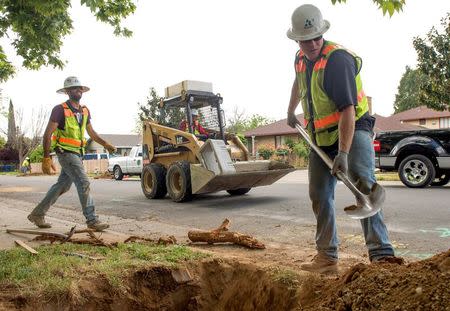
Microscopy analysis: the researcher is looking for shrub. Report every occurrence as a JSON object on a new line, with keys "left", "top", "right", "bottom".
{"left": 293, "top": 139, "right": 310, "bottom": 159}
{"left": 275, "top": 145, "right": 290, "bottom": 156}
{"left": 29, "top": 145, "right": 44, "bottom": 163}
{"left": 0, "top": 147, "right": 19, "bottom": 164}
{"left": 257, "top": 144, "right": 275, "bottom": 160}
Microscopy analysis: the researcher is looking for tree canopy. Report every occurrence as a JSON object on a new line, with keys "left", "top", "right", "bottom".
{"left": 393, "top": 66, "right": 427, "bottom": 113}
{"left": 413, "top": 13, "right": 450, "bottom": 111}
{"left": 0, "top": 0, "right": 136, "bottom": 82}
{"left": 332, "top": 0, "right": 405, "bottom": 16}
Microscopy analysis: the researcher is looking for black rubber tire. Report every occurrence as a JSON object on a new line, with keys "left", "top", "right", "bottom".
{"left": 226, "top": 188, "right": 251, "bottom": 196}
{"left": 113, "top": 165, "right": 124, "bottom": 181}
{"left": 431, "top": 171, "right": 450, "bottom": 187}
{"left": 141, "top": 164, "right": 167, "bottom": 199}
{"left": 398, "top": 154, "right": 435, "bottom": 188}
{"left": 166, "top": 161, "right": 192, "bottom": 202}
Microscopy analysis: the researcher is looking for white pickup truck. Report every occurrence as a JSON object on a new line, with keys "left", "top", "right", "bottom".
{"left": 108, "top": 145, "right": 143, "bottom": 180}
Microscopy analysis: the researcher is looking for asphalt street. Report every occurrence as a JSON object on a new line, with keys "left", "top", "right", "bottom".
{"left": 0, "top": 170, "right": 448, "bottom": 260}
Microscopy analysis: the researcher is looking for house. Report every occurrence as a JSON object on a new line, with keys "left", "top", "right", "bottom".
{"left": 244, "top": 112, "right": 424, "bottom": 156}
{"left": 85, "top": 134, "right": 141, "bottom": 156}
{"left": 388, "top": 106, "right": 450, "bottom": 129}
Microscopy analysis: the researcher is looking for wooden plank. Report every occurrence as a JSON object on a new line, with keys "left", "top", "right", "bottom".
{"left": 14, "top": 240, "right": 38, "bottom": 255}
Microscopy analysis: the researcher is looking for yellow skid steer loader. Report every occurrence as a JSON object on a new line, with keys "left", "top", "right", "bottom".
{"left": 141, "top": 86, "right": 294, "bottom": 202}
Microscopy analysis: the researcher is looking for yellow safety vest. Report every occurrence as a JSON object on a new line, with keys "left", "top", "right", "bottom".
{"left": 295, "top": 41, "right": 369, "bottom": 146}
{"left": 51, "top": 102, "right": 88, "bottom": 154}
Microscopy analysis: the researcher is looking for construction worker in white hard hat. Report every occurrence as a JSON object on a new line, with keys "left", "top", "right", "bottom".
{"left": 27, "top": 76, "right": 116, "bottom": 231}
{"left": 286, "top": 4, "right": 401, "bottom": 273}
{"left": 20, "top": 157, "right": 31, "bottom": 174}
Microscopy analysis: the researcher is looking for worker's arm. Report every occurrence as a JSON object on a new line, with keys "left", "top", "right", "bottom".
{"left": 42, "top": 121, "right": 59, "bottom": 158}
{"left": 86, "top": 123, "right": 116, "bottom": 153}
{"left": 338, "top": 105, "right": 355, "bottom": 153}
{"left": 197, "top": 123, "right": 208, "bottom": 136}
{"left": 287, "top": 78, "right": 301, "bottom": 128}
{"left": 331, "top": 105, "right": 355, "bottom": 176}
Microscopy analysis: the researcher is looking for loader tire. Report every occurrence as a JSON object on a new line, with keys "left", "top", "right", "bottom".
{"left": 227, "top": 188, "right": 251, "bottom": 196}
{"left": 141, "top": 164, "right": 167, "bottom": 199}
{"left": 166, "top": 161, "right": 192, "bottom": 202}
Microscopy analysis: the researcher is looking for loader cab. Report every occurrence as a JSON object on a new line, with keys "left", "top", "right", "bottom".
{"left": 161, "top": 91, "right": 226, "bottom": 142}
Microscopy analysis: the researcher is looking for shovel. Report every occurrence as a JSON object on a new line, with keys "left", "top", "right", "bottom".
{"left": 294, "top": 124, "right": 384, "bottom": 219}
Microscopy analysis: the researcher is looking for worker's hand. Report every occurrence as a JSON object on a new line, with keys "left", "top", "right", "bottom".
{"left": 331, "top": 150, "right": 348, "bottom": 177}
{"left": 42, "top": 157, "right": 52, "bottom": 175}
{"left": 104, "top": 142, "right": 116, "bottom": 154}
{"left": 287, "top": 111, "right": 300, "bottom": 128}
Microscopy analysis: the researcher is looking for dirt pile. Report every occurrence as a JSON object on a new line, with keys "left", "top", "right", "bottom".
{"left": 1, "top": 250, "right": 449, "bottom": 311}
{"left": 300, "top": 249, "right": 450, "bottom": 311}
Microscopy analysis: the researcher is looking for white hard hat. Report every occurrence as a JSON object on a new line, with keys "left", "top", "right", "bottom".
{"left": 286, "top": 4, "right": 330, "bottom": 41}
{"left": 57, "top": 76, "right": 90, "bottom": 94}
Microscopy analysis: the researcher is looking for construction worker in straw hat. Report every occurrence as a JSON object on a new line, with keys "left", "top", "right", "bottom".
{"left": 286, "top": 4, "right": 401, "bottom": 273}
{"left": 27, "top": 76, "right": 116, "bottom": 231}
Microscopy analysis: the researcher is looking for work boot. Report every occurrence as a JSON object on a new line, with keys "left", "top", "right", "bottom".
{"left": 371, "top": 256, "right": 404, "bottom": 265}
{"left": 301, "top": 253, "right": 338, "bottom": 274}
{"left": 87, "top": 220, "right": 109, "bottom": 232}
{"left": 27, "top": 214, "right": 52, "bottom": 228}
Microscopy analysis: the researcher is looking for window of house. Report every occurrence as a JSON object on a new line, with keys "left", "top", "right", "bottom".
{"left": 440, "top": 117, "right": 450, "bottom": 128}
{"left": 275, "top": 136, "right": 285, "bottom": 148}
{"left": 419, "top": 119, "right": 426, "bottom": 125}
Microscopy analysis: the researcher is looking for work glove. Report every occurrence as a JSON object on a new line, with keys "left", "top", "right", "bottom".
{"left": 42, "top": 157, "right": 52, "bottom": 175}
{"left": 331, "top": 150, "right": 348, "bottom": 177}
{"left": 104, "top": 142, "right": 116, "bottom": 154}
{"left": 287, "top": 111, "right": 300, "bottom": 128}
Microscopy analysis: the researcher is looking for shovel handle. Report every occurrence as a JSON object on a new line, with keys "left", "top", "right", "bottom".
{"left": 294, "top": 124, "right": 365, "bottom": 201}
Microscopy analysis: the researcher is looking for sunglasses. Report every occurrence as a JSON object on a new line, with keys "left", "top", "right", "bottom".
{"left": 297, "top": 35, "right": 323, "bottom": 44}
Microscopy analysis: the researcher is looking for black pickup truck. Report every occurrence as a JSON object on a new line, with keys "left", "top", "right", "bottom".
{"left": 374, "top": 129, "right": 450, "bottom": 188}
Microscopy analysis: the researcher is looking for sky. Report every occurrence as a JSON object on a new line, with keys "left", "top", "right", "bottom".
{"left": 1, "top": 0, "right": 449, "bottom": 136}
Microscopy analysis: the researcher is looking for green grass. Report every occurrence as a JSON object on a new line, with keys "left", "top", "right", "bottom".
{"left": 269, "top": 267, "right": 300, "bottom": 289}
{"left": 0, "top": 171, "right": 18, "bottom": 176}
{"left": 0, "top": 243, "right": 207, "bottom": 297}
{"left": 375, "top": 172, "right": 400, "bottom": 181}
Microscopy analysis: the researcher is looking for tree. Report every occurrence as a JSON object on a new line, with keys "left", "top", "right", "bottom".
{"left": 136, "top": 87, "right": 184, "bottom": 134}
{"left": 1, "top": 103, "right": 47, "bottom": 165}
{"left": 0, "top": 0, "right": 136, "bottom": 82}
{"left": 246, "top": 114, "right": 272, "bottom": 130}
{"left": 0, "top": 135, "right": 5, "bottom": 149}
{"left": 332, "top": 0, "right": 405, "bottom": 16}
{"left": 393, "top": 66, "right": 428, "bottom": 113}
{"left": 226, "top": 107, "right": 247, "bottom": 134}
{"left": 6, "top": 100, "right": 16, "bottom": 146}
{"left": 413, "top": 13, "right": 450, "bottom": 111}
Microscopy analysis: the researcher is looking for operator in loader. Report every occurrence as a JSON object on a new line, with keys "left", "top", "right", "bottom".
{"left": 27, "top": 76, "right": 116, "bottom": 232}
{"left": 179, "top": 109, "right": 209, "bottom": 141}
{"left": 286, "top": 4, "right": 402, "bottom": 273}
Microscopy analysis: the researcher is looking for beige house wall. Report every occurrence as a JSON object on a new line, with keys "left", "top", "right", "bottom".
{"left": 403, "top": 118, "right": 440, "bottom": 129}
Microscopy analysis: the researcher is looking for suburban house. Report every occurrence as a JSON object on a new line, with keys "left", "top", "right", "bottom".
{"left": 85, "top": 134, "right": 141, "bottom": 156}
{"left": 388, "top": 105, "right": 450, "bottom": 129}
{"left": 243, "top": 106, "right": 447, "bottom": 155}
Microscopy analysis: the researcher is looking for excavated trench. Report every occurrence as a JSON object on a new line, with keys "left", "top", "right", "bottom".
{"left": 2, "top": 250, "right": 450, "bottom": 311}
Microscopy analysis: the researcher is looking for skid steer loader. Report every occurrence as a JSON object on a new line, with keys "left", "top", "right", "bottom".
{"left": 140, "top": 86, "right": 295, "bottom": 202}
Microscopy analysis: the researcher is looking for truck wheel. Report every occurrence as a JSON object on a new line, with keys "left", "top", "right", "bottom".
{"left": 226, "top": 188, "right": 251, "bottom": 196}
{"left": 431, "top": 172, "right": 450, "bottom": 186}
{"left": 166, "top": 161, "right": 192, "bottom": 202}
{"left": 398, "top": 154, "right": 435, "bottom": 188}
{"left": 141, "top": 164, "right": 167, "bottom": 199}
{"left": 113, "top": 165, "right": 124, "bottom": 181}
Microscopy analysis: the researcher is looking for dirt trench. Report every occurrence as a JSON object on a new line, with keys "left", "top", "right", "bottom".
{"left": 1, "top": 250, "right": 449, "bottom": 311}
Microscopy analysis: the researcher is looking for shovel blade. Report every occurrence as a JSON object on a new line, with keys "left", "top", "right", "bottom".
{"left": 344, "top": 183, "right": 385, "bottom": 219}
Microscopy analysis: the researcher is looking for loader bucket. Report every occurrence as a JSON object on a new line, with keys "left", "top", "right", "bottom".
{"left": 190, "top": 161, "right": 295, "bottom": 194}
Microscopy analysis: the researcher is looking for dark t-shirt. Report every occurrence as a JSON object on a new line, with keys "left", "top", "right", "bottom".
{"left": 303, "top": 47, "right": 375, "bottom": 154}
{"left": 50, "top": 101, "right": 91, "bottom": 130}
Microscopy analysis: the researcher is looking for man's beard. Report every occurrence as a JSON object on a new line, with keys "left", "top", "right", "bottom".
{"left": 69, "top": 93, "right": 82, "bottom": 101}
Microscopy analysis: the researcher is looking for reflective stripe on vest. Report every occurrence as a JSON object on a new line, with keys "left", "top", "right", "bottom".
{"left": 51, "top": 102, "right": 88, "bottom": 154}
{"left": 295, "top": 41, "right": 369, "bottom": 146}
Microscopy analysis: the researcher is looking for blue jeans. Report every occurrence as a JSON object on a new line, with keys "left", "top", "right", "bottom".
{"left": 31, "top": 152, "right": 98, "bottom": 224}
{"left": 308, "top": 130, "right": 394, "bottom": 261}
